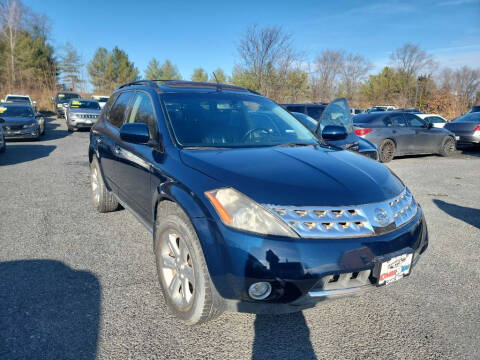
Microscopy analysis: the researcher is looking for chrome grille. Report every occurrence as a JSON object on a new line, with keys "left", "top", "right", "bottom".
{"left": 76, "top": 114, "right": 98, "bottom": 119}
{"left": 264, "top": 187, "right": 417, "bottom": 238}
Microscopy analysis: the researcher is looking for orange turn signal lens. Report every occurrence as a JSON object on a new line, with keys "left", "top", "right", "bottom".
{"left": 205, "top": 191, "right": 232, "bottom": 224}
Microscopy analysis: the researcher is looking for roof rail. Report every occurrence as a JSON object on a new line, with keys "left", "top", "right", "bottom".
{"left": 117, "top": 79, "right": 173, "bottom": 89}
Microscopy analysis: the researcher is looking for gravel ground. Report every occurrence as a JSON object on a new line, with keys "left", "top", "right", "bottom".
{"left": 0, "top": 117, "right": 479, "bottom": 360}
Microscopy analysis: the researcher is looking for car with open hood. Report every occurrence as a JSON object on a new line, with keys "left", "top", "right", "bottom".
{"left": 89, "top": 80, "right": 428, "bottom": 324}
{"left": 0, "top": 103, "right": 43, "bottom": 140}
{"left": 291, "top": 99, "right": 378, "bottom": 161}
{"left": 66, "top": 99, "right": 102, "bottom": 131}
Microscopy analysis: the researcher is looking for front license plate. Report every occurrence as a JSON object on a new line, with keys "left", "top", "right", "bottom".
{"left": 378, "top": 253, "right": 413, "bottom": 285}
{"left": 455, "top": 136, "right": 460, "bottom": 140}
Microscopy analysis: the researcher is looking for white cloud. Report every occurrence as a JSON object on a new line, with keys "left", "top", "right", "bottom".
{"left": 438, "top": 0, "right": 478, "bottom": 6}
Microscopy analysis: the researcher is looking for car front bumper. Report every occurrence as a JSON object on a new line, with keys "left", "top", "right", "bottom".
{"left": 68, "top": 117, "right": 97, "bottom": 128}
{"left": 4, "top": 127, "right": 40, "bottom": 139}
{"left": 193, "top": 207, "right": 428, "bottom": 314}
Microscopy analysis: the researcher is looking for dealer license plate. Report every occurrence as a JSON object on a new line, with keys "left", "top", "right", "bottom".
{"left": 455, "top": 136, "right": 460, "bottom": 140}
{"left": 378, "top": 253, "right": 413, "bottom": 285}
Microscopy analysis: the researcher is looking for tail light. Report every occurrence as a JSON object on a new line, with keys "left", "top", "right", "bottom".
{"left": 473, "top": 125, "right": 480, "bottom": 132}
{"left": 355, "top": 128, "right": 373, "bottom": 136}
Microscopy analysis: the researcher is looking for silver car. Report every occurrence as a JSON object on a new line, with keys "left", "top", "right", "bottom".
{"left": 66, "top": 99, "right": 102, "bottom": 132}
{"left": 353, "top": 111, "right": 456, "bottom": 162}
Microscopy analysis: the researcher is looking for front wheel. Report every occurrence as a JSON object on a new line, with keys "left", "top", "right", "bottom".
{"left": 379, "top": 139, "right": 395, "bottom": 163}
{"left": 439, "top": 137, "right": 456, "bottom": 157}
{"left": 154, "top": 201, "right": 223, "bottom": 325}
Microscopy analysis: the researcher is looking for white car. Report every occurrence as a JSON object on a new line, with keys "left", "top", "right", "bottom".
{"left": 92, "top": 95, "right": 109, "bottom": 109}
{"left": 2, "top": 94, "right": 36, "bottom": 110}
{"left": 367, "top": 105, "right": 397, "bottom": 112}
{"left": 416, "top": 113, "right": 447, "bottom": 128}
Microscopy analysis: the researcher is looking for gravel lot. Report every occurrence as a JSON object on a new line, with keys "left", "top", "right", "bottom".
{"left": 1, "top": 117, "right": 479, "bottom": 360}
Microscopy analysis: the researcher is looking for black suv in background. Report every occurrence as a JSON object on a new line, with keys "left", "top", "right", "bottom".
{"left": 53, "top": 92, "right": 80, "bottom": 118}
{"left": 281, "top": 103, "right": 327, "bottom": 121}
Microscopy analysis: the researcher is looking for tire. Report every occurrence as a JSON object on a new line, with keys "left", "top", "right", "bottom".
{"left": 154, "top": 201, "right": 223, "bottom": 325}
{"left": 439, "top": 136, "right": 455, "bottom": 157}
{"left": 67, "top": 125, "right": 73, "bottom": 132}
{"left": 0, "top": 137, "right": 5, "bottom": 153}
{"left": 379, "top": 139, "right": 395, "bottom": 163}
{"left": 90, "top": 157, "right": 119, "bottom": 213}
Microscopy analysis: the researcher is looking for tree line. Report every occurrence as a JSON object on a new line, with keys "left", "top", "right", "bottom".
{"left": 1, "top": 0, "right": 479, "bottom": 118}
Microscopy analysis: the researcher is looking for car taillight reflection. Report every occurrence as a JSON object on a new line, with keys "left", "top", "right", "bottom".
{"left": 354, "top": 128, "right": 373, "bottom": 136}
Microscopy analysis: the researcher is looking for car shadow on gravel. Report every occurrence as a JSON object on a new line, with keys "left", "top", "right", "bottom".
{"left": 433, "top": 199, "right": 480, "bottom": 229}
{"left": 0, "top": 260, "right": 100, "bottom": 360}
{"left": 252, "top": 312, "right": 316, "bottom": 360}
{"left": 0, "top": 144, "right": 56, "bottom": 165}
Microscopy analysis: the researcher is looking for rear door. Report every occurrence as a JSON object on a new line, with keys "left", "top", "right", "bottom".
{"left": 98, "top": 91, "right": 134, "bottom": 193}
{"left": 115, "top": 91, "right": 159, "bottom": 222}
{"left": 388, "top": 113, "right": 413, "bottom": 154}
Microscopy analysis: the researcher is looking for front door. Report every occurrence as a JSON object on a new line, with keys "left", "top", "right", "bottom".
{"left": 115, "top": 91, "right": 158, "bottom": 222}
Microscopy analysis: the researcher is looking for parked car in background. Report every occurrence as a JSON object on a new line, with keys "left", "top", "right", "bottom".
{"left": 353, "top": 111, "right": 456, "bottom": 162}
{"left": 281, "top": 103, "right": 328, "bottom": 121}
{"left": 350, "top": 108, "right": 364, "bottom": 115}
{"left": 468, "top": 105, "right": 480, "bottom": 113}
{"left": 89, "top": 80, "right": 428, "bottom": 324}
{"left": 292, "top": 105, "right": 379, "bottom": 161}
{"left": 444, "top": 112, "right": 480, "bottom": 147}
{"left": 0, "top": 118, "right": 6, "bottom": 152}
{"left": 54, "top": 92, "right": 80, "bottom": 118}
{"left": 65, "top": 99, "right": 101, "bottom": 131}
{"left": 92, "top": 95, "right": 110, "bottom": 109}
{"left": 0, "top": 103, "right": 43, "bottom": 140}
{"left": 416, "top": 114, "right": 447, "bottom": 128}
{"left": 366, "top": 105, "right": 397, "bottom": 112}
{"left": 2, "top": 94, "right": 36, "bottom": 110}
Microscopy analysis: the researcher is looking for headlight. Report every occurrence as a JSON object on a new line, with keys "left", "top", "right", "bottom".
{"left": 23, "top": 122, "right": 36, "bottom": 129}
{"left": 205, "top": 188, "right": 298, "bottom": 237}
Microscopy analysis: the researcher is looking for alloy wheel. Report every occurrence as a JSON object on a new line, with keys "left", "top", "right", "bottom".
{"left": 161, "top": 232, "right": 195, "bottom": 310}
{"left": 91, "top": 167, "right": 100, "bottom": 204}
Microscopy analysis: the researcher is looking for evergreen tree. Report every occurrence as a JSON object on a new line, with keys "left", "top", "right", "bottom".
{"left": 87, "top": 47, "right": 108, "bottom": 92}
{"left": 159, "top": 60, "right": 181, "bottom": 80}
{"left": 191, "top": 67, "right": 208, "bottom": 82}
{"left": 144, "top": 58, "right": 163, "bottom": 79}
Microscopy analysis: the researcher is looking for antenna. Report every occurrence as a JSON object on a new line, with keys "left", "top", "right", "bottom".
{"left": 212, "top": 72, "right": 222, "bottom": 91}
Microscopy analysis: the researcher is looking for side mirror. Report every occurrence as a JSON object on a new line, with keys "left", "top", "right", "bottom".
{"left": 120, "top": 123, "right": 150, "bottom": 145}
{"left": 322, "top": 125, "right": 348, "bottom": 141}
{"left": 427, "top": 122, "right": 433, "bottom": 129}
{"left": 0, "top": 118, "right": 5, "bottom": 124}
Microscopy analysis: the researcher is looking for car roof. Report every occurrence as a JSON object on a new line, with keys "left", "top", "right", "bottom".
{"left": 416, "top": 113, "right": 443, "bottom": 119}
{"left": 0, "top": 102, "right": 32, "bottom": 107}
{"left": 115, "top": 80, "right": 259, "bottom": 96}
{"left": 6, "top": 94, "right": 30, "bottom": 97}
{"left": 281, "top": 103, "right": 328, "bottom": 107}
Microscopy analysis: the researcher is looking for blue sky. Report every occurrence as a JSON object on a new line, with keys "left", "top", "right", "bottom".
{"left": 25, "top": 0, "right": 480, "bottom": 79}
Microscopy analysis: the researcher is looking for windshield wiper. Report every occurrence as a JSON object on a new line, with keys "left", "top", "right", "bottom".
{"left": 274, "top": 142, "right": 316, "bottom": 147}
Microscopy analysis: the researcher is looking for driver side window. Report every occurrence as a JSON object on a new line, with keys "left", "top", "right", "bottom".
{"left": 405, "top": 114, "right": 425, "bottom": 128}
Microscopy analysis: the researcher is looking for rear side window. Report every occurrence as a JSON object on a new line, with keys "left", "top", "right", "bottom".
{"left": 108, "top": 92, "right": 133, "bottom": 128}
{"left": 390, "top": 114, "right": 406, "bottom": 127}
{"left": 126, "top": 92, "right": 157, "bottom": 139}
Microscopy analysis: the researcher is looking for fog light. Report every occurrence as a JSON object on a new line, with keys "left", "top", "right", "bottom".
{"left": 248, "top": 282, "right": 272, "bottom": 300}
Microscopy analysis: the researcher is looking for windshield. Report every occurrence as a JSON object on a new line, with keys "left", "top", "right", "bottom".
{"left": 57, "top": 93, "right": 80, "bottom": 102}
{"left": 70, "top": 100, "right": 100, "bottom": 110}
{"left": 6, "top": 96, "right": 30, "bottom": 103}
{"left": 0, "top": 105, "right": 34, "bottom": 117}
{"left": 318, "top": 98, "right": 353, "bottom": 133}
{"left": 163, "top": 93, "right": 318, "bottom": 148}
{"left": 452, "top": 113, "right": 480, "bottom": 123}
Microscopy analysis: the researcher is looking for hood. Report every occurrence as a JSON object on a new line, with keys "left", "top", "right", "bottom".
{"left": 180, "top": 146, "right": 404, "bottom": 207}
{"left": 69, "top": 108, "right": 101, "bottom": 115}
{"left": 0, "top": 116, "right": 36, "bottom": 126}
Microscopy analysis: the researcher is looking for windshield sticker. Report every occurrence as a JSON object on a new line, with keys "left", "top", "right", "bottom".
{"left": 0, "top": 107, "right": 6, "bottom": 113}
{"left": 71, "top": 100, "right": 81, "bottom": 106}
{"left": 58, "top": 94, "right": 65, "bottom": 98}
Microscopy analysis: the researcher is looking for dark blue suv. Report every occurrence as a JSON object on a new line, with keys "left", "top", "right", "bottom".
{"left": 89, "top": 80, "right": 428, "bottom": 324}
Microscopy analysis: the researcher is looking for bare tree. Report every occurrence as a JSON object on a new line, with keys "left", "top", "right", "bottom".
{"left": 390, "top": 43, "right": 436, "bottom": 77}
{"left": 453, "top": 66, "right": 480, "bottom": 107}
{"left": 236, "top": 24, "right": 299, "bottom": 98}
{"left": 312, "top": 50, "right": 344, "bottom": 102}
{"left": 0, "top": 0, "right": 24, "bottom": 87}
{"left": 340, "top": 53, "right": 373, "bottom": 102}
